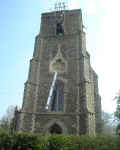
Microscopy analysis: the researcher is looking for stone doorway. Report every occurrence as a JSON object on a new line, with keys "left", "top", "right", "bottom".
{"left": 49, "top": 123, "right": 62, "bottom": 134}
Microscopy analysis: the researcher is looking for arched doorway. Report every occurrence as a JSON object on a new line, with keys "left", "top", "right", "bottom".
{"left": 49, "top": 123, "right": 62, "bottom": 134}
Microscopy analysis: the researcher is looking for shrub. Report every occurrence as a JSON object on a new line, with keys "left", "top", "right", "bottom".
{"left": 0, "top": 132, "right": 120, "bottom": 150}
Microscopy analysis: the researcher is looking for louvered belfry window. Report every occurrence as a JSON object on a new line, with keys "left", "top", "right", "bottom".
{"left": 56, "top": 23, "right": 64, "bottom": 35}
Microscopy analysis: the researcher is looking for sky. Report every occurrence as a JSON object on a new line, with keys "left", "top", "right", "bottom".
{"left": 0, "top": 0, "right": 120, "bottom": 118}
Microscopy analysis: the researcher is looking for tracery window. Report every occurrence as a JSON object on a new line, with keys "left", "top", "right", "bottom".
{"left": 51, "top": 81, "right": 64, "bottom": 112}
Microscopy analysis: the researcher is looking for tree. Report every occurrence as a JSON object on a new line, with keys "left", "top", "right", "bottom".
{"left": 102, "top": 111, "right": 116, "bottom": 136}
{"left": 102, "top": 111, "right": 112, "bottom": 124}
{"left": 114, "top": 90, "right": 120, "bottom": 136}
{"left": 0, "top": 106, "right": 15, "bottom": 132}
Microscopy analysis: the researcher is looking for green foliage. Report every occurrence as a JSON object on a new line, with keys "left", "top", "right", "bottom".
{"left": 115, "top": 91, "right": 120, "bottom": 121}
{"left": 116, "top": 123, "right": 120, "bottom": 136}
{"left": 114, "top": 90, "right": 120, "bottom": 121}
{"left": 0, "top": 106, "right": 15, "bottom": 133}
{"left": 0, "top": 132, "right": 120, "bottom": 150}
{"left": 0, "top": 118, "right": 11, "bottom": 131}
{"left": 114, "top": 90, "right": 120, "bottom": 135}
{"left": 0, "top": 131, "right": 48, "bottom": 150}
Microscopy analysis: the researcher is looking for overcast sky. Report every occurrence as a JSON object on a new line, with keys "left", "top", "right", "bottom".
{"left": 0, "top": 0, "right": 120, "bottom": 118}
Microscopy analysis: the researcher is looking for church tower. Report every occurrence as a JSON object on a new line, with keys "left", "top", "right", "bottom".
{"left": 14, "top": 5, "right": 102, "bottom": 135}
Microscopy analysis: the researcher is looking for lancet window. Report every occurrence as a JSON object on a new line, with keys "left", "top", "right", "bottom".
{"left": 51, "top": 81, "right": 64, "bottom": 112}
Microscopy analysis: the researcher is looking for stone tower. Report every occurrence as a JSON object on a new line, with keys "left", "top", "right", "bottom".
{"left": 14, "top": 8, "right": 102, "bottom": 135}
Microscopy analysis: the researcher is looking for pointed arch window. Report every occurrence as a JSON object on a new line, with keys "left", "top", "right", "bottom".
{"left": 51, "top": 81, "right": 64, "bottom": 112}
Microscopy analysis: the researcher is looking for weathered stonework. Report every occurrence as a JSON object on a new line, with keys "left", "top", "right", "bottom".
{"left": 14, "top": 9, "right": 102, "bottom": 135}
